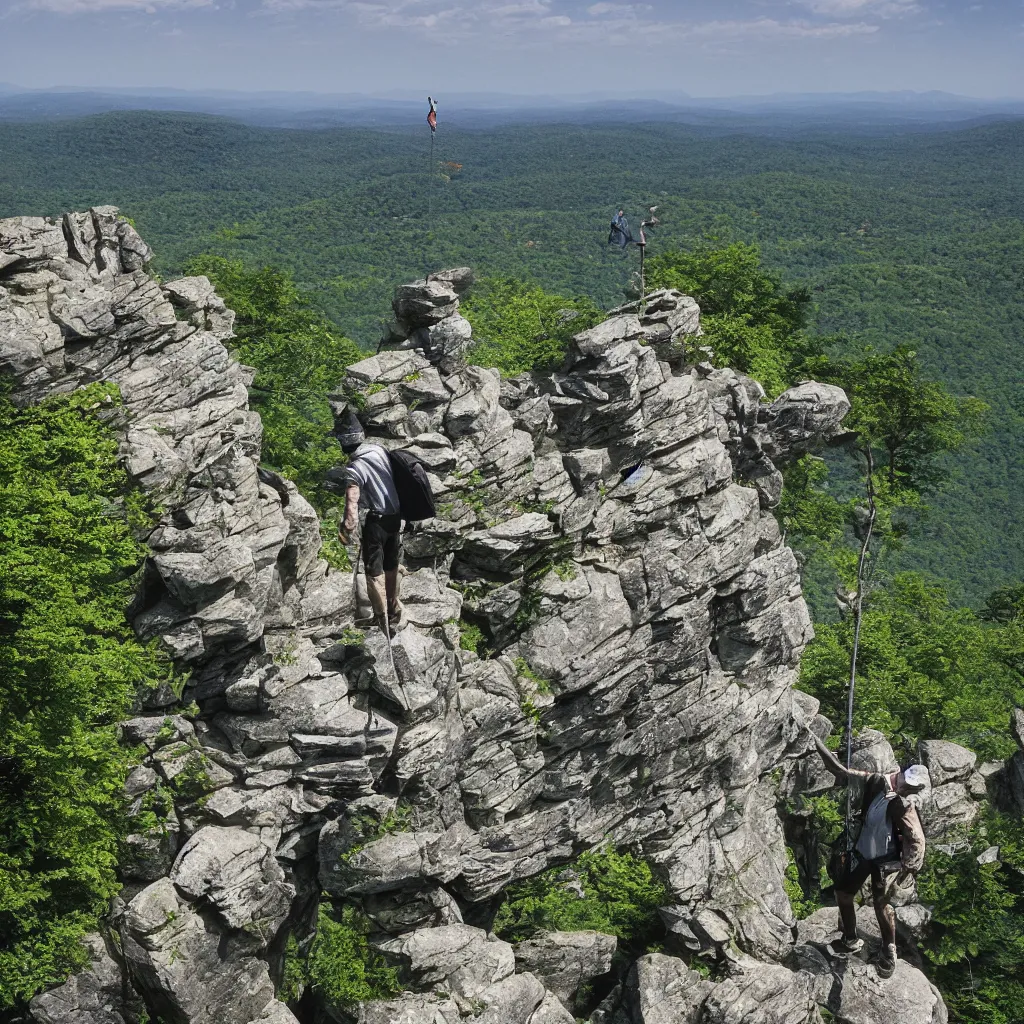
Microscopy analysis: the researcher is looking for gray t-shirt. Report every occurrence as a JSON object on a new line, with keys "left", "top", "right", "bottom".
{"left": 345, "top": 443, "right": 400, "bottom": 516}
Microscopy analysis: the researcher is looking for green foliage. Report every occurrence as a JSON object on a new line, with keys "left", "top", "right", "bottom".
{"left": 184, "top": 256, "right": 363, "bottom": 507}
{"left": 456, "top": 619, "right": 486, "bottom": 656}
{"left": 917, "top": 811, "right": 1024, "bottom": 1024}
{"left": 647, "top": 242, "right": 818, "bottom": 395}
{"left": 462, "top": 276, "right": 604, "bottom": 376}
{"left": 514, "top": 657, "right": 553, "bottom": 695}
{"left": 800, "top": 573, "right": 1024, "bottom": 760}
{"left": 493, "top": 845, "right": 667, "bottom": 949}
{"left": 783, "top": 848, "right": 821, "bottom": 921}
{"left": 807, "top": 345, "right": 989, "bottom": 498}
{"left": 520, "top": 697, "right": 542, "bottom": 724}
{"left": 278, "top": 933, "right": 306, "bottom": 1004}
{"left": 785, "top": 345, "right": 987, "bottom": 620}
{"left": 306, "top": 903, "right": 400, "bottom": 1008}
{"left": 0, "top": 382, "right": 179, "bottom": 1009}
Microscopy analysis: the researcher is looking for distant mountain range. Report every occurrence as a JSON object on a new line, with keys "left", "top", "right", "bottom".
{"left": 0, "top": 84, "right": 1022, "bottom": 133}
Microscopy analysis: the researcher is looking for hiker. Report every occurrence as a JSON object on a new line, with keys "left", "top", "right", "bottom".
{"left": 809, "top": 732, "right": 929, "bottom": 978}
{"left": 332, "top": 409, "right": 403, "bottom": 637}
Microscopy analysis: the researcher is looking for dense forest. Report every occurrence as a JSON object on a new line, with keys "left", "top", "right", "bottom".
{"left": 2, "top": 111, "right": 1022, "bottom": 602}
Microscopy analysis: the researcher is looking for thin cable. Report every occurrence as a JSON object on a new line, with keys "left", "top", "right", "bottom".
{"left": 845, "top": 445, "right": 877, "bottom": 830}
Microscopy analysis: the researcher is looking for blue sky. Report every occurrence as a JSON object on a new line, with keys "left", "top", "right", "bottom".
{"left": 1, "top": 0, "right": 1021, "bottom": 98}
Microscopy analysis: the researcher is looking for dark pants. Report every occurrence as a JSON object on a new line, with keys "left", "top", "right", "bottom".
{"left": 362, "top": 513, "right": 402, "bottom": 576}
{"left": 835, "top": 854, "right": 898, "bottom": 947}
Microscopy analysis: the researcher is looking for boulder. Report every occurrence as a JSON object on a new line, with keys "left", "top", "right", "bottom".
{"left": 375, "top": 924, "right": 515, "bottom": 1011}
{"left": 919, "top": 740, "right": 976, "bottom": 786}
{"left": 354, "top": 993, "right": 461, "bottom": 1023}
{"left": 170, "top": 826, "right": 295, "bottom": 940}
{"left": 513, "top": 930, "right": 617, "bottom": 1012}
{"left": 28, "top": 932, "right": 138, "bottom": 1024}
{"left": 599, "top": 953, "right": 712, "bottom": 1023}
{"left": 849, "top": 730, "right": 899, "bottom": 774}
{"left": 120, "top": 878, "right": 279, "bottom": 1024}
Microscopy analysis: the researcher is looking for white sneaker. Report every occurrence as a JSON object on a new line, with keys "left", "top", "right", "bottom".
{"left": 827, "top": 935, "right": 865, "bottom": 957}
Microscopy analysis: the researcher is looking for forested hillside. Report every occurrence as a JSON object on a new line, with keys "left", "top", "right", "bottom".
{"left": 2, "top": 112, "right": 1021, "bottom": 600}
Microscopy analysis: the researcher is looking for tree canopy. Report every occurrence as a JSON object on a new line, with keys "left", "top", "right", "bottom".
{"left": 0, "top": 383, "right": 178, "bottom": 1009}
{"left": 185, "top": 256, "right": 364, "bottom": 508}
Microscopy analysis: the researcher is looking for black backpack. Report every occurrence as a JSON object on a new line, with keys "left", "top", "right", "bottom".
{"left": 387, "top": 448, "right": 436, "bottom": 521}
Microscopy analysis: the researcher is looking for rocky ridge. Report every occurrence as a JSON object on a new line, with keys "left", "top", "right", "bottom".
{"left": 1, "top": 208, "right": 996, "bottom": 1024}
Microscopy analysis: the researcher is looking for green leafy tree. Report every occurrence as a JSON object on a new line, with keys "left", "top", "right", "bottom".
{"left": 789, "top": 347, "right": 986, "bottom": 687}
{"left": 305, "top": 904, "right": 400, "bottom": 1008}
{"left": 0, "top": 382, "right": 178, "bottom": 1009}
{"left": 185, "top": 256, "right": 364, "bottom": 507}
{"left": 917, "top": 811, "right": 1024, "bottom": 1024}
{"left": 806, "top": 346, "right": 989, "bottom": 498}
{"left": 801, "top": 573, "right": 1024, "bottom": 760}
{"left": 492, "top": 846, "right": 667, "bottom": 949}
{"left": 462, "top": 276, "right": 604, "bottom": 376}
{"left": 646, "top": 242, "right": 819, "bottom": 395}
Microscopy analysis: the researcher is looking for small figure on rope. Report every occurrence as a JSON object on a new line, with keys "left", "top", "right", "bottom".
{"left": 427, "top": 96, "right": 438, "bottom": 134}
{"left": 809, "top": 731, "right": 929, "bottom": 979}
{"left": 608, "top": 209, "right": 633, "bottom": 249}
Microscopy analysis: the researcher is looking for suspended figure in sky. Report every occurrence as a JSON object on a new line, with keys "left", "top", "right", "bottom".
{"left": 609, "top": 206, "right": 660, "bottom": 305}
{"left": 427, "top": 96, "right": 437, "bottom": 134}
{"left": 608, "top": 209, "right": 632, "bottom": 249}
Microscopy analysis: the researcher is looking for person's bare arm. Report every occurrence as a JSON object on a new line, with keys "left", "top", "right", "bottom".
{"left": 810, "top": 732, "right": 871, "bottom": 784}
{"left": 339, "top": 482, "right": 360, "bottom": 542}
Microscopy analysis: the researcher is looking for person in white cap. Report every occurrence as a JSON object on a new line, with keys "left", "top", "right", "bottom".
{"left": 811, "top": 733, "right": 929, "bottom": 978}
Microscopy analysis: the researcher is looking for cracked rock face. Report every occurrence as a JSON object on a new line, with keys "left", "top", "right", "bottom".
{"left": 3, "top": 210, "right": 943, "bottom": 1024}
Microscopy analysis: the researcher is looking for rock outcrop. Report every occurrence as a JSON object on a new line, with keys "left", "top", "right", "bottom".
{"left": 1, "top": 209, "right": 945, "bottom": 1024}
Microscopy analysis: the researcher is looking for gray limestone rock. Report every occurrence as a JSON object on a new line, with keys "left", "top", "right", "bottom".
{"left": 594, "top": 953, "right": 712, "bottom": 1023}
{"left": 849, "top": 730, "right": 899, "bottom": 774}
{"left": 513, "top": 930, "right": 617, "bottom": 1012}
{"left": 763, "top": 382, "right": 851, "bottom": 462}
{"left": 827, "top": 960, "right": 947, "bottom": 1024}
{"left": 919, "top": 740, "right": 977, "bottom": 786}
{"left": 375, "top": 924, "right": 515, "bottom": 1011}
{"left": 120, "top": 878, "right": 279, "bottom": 1024}
{"left": 354, "top": 993, "right": 462, "bottom": 1023}
{"left": 393, "top": 278, "right": 461, "bottom": 330}
{"left": 28, "top": 932, "right": 138, "bottom": 1024}
{"left": 701, "top": 956, "right": 826, "bottom": 1023}
{"left": 170, "top": 826, "right": 295, "bottom": 940}
{"left": 6, "top": 226, "right": 882, "bottom": 1023}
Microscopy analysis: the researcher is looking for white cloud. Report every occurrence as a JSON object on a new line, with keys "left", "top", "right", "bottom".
{"left": 793, "top": 0, "right": 921, "bottom": 17}
{"left": 587, "top": 1, "right": 650, "bottom": 16}
{"left": 18, "top": 0, "right": 211, "bottom": 10}
{"left": 691, "top": 16, "right": 880, "bottom": 39}
{"left": 254, "top": 0, "right": 886, "bottom": 48}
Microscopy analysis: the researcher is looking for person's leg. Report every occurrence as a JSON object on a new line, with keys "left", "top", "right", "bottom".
{"left": 362, "top": 518, "right": 392, "bottom": 636}
{"left": 836, "top": 889, "right": 860, "bottom": 941}
{"left": 871, "top": 868, "right": 897, "bottom": 978}
{"left": 827, "top": 858, "right": 869, "bottom": 955}
{"left": 382, "top": 516, "right": 403, "bottom": 622}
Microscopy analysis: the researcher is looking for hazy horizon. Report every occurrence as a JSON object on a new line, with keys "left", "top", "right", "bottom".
{"left": 1, "top": 83, "right": 1023, "bottom": 103}
{"left": 0, "top": 1, "right": 1021, "bottom": 100}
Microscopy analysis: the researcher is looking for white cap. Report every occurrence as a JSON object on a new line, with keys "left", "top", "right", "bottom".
{"left": 902, "top": 764, "right": 930, "bottom": 790}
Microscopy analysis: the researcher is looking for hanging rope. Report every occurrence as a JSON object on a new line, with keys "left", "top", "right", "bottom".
{"left": 844, "top": 444, "right": 877, "bottom": 827}
{"left": 425, "top": 96, "right": 438, "bottom": 278}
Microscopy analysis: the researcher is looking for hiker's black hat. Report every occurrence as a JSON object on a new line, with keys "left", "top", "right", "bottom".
{"left": 332, "top": 407, "right": 366, "bottom": 450}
